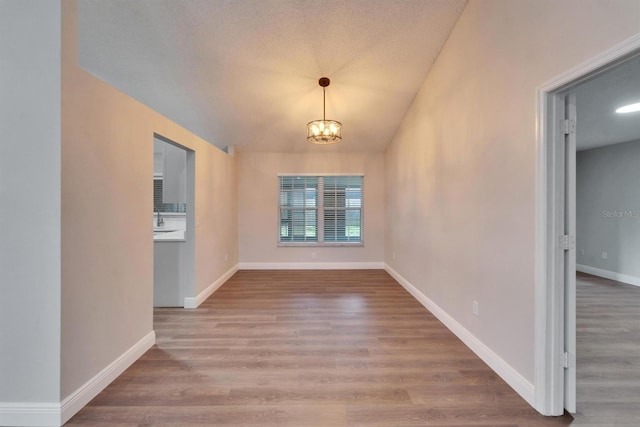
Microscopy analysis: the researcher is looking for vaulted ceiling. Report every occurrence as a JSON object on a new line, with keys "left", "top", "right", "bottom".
{"left": 77, "top": 0, "right": 467, "bottom": 152}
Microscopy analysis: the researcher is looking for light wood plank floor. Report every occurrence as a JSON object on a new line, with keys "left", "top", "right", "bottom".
{"left": 68, "top": 270, "right": 572, "bottom": 426}
{"left": 574, "top": 272, "right": 640, "bottom": 426}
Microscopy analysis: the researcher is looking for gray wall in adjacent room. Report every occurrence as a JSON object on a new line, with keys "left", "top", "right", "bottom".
{"left": 0, "top": 0, "right": 62, "bottom": 403}
{"left": 577, "top": 139, "right": 640, "bottom": 278}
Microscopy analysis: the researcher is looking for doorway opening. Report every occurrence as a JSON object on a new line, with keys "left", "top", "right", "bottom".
{"left": 152, "top": 134, "right": 196, "bottom": 308}
{"left": 535, "top": 34, "right": 640, "bottom": 418}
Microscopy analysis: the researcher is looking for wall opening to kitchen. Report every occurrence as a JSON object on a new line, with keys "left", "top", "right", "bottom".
{"left": 152, "top": 134, "right": 195, "bottom": 308}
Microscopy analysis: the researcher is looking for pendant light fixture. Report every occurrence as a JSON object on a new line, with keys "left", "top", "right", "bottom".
{"left": 307, "top": 77, "right": 342, "bottom": 144}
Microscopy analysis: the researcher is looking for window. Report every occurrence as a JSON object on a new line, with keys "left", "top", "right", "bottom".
{"left": 279, "top": 175, "right": 363, "bottom": 245}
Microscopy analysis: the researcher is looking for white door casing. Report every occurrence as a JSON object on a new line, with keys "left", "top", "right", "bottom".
{"left": 563, "top": 93, "right": 577, "bottom": 414}
{"left": 534, "top": 33, "right": 640, "bottom": 416}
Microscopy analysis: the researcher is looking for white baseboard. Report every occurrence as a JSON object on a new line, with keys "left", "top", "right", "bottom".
{"left": 0, "top": 402, "right": 60, "bottom": 427}
{"left": 238, "top": 262, "right": 384, "bottom": 270}
{"left": 384, "top": 264, "right": 536, "bottom": 407}
{"left": 60, "top": 331, "right": 156, "bottom": 424}
{"left": 576, "top": 264, "right": 640, "bottom": 288}
{"left": 0, "top": 331, "right": 155, "bottom": 427}
{"left": 184, "top": 264, "right": 239, "bottom": 309}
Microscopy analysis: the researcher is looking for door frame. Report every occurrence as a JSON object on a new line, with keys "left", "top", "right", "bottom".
{"left": 534, "top": 33, "right": 640, "bottom": 416}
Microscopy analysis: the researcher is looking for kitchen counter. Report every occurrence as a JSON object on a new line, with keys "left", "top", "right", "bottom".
{"left": 153, "top": 228, "right": 185, "bottom": 241}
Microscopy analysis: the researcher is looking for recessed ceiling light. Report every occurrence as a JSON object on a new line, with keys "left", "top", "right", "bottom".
{"left": 615, "top": 102, "right": 640, "bottom": 114}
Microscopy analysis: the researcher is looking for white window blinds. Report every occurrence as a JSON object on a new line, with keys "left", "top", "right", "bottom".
{"left": 279, "top": 176, "right": 319, "bottom": 243}
{"left": 322, "top": 176, "right": 362, "bottom": 243}
{"left": 278, "top": 175, "right": 363, "bottom": 244}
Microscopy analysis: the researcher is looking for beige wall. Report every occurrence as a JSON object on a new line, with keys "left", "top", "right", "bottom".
{"left": 61, "top": 0, "right": 238, "bottom": 398}
{"left": 385, "top": 0, "right": 640, "bottom": 384}
{"left": 238, "top": 151, "right": 384, "bottom": 265}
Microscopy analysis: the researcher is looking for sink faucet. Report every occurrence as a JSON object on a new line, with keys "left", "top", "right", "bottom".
{"left": 156, "top": 209, "right": 164, "bottom": 227}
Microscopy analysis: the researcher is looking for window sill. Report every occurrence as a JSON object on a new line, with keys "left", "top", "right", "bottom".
{"left": 278, "top": 242, "right": 364, "bottom": 247}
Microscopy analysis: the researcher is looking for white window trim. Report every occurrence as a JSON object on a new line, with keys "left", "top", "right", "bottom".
{"left": 277, "top": 174, "right": 365, "bottom": 247}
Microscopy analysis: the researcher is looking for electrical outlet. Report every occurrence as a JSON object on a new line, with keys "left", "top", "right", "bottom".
{"left": 392, "top": 252, "right": 396, "bottom": 260}
{"left": 602, "top": 251, "right": 608, "bottom": 260}
{"left": 312, "top": 252, "right": 317, "bottom": 259}
{"left": 580, "top": 248, "right": 585, "bottom": 256}
{"left": 473, "top": 301, "right": 479, "bottom": 316}
{"left": 225, "top": 252, "right": 228, "bottom": 261}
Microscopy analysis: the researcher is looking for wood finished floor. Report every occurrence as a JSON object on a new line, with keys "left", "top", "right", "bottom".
{"left": 68, "top": 270, "right": 572, "bottom": 426}
{"left": 574, "top": 272, "right": 640, "bottom": 426}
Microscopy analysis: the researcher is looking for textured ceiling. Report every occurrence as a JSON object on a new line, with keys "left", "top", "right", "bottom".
{"left": 575, "top": 54, "right": 640, "bottom": 151}
{"left": 77, "top": 0, "right": 467, "bottom": 152}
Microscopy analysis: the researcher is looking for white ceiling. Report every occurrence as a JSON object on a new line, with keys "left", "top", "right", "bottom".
{"left": 77, "top": 0, "right": 467, "bottom": 152}
{"left": 575, "top": 54, "right": 640, "bottom": 151}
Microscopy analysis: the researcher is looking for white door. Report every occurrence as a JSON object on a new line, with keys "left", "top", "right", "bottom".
{"left": 563, "top": 93, "right": 577, "bottom": 413}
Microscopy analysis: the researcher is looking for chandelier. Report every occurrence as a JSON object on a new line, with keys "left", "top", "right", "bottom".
{"left": 307, "top": 77, "right": 342, "bottom": 144}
